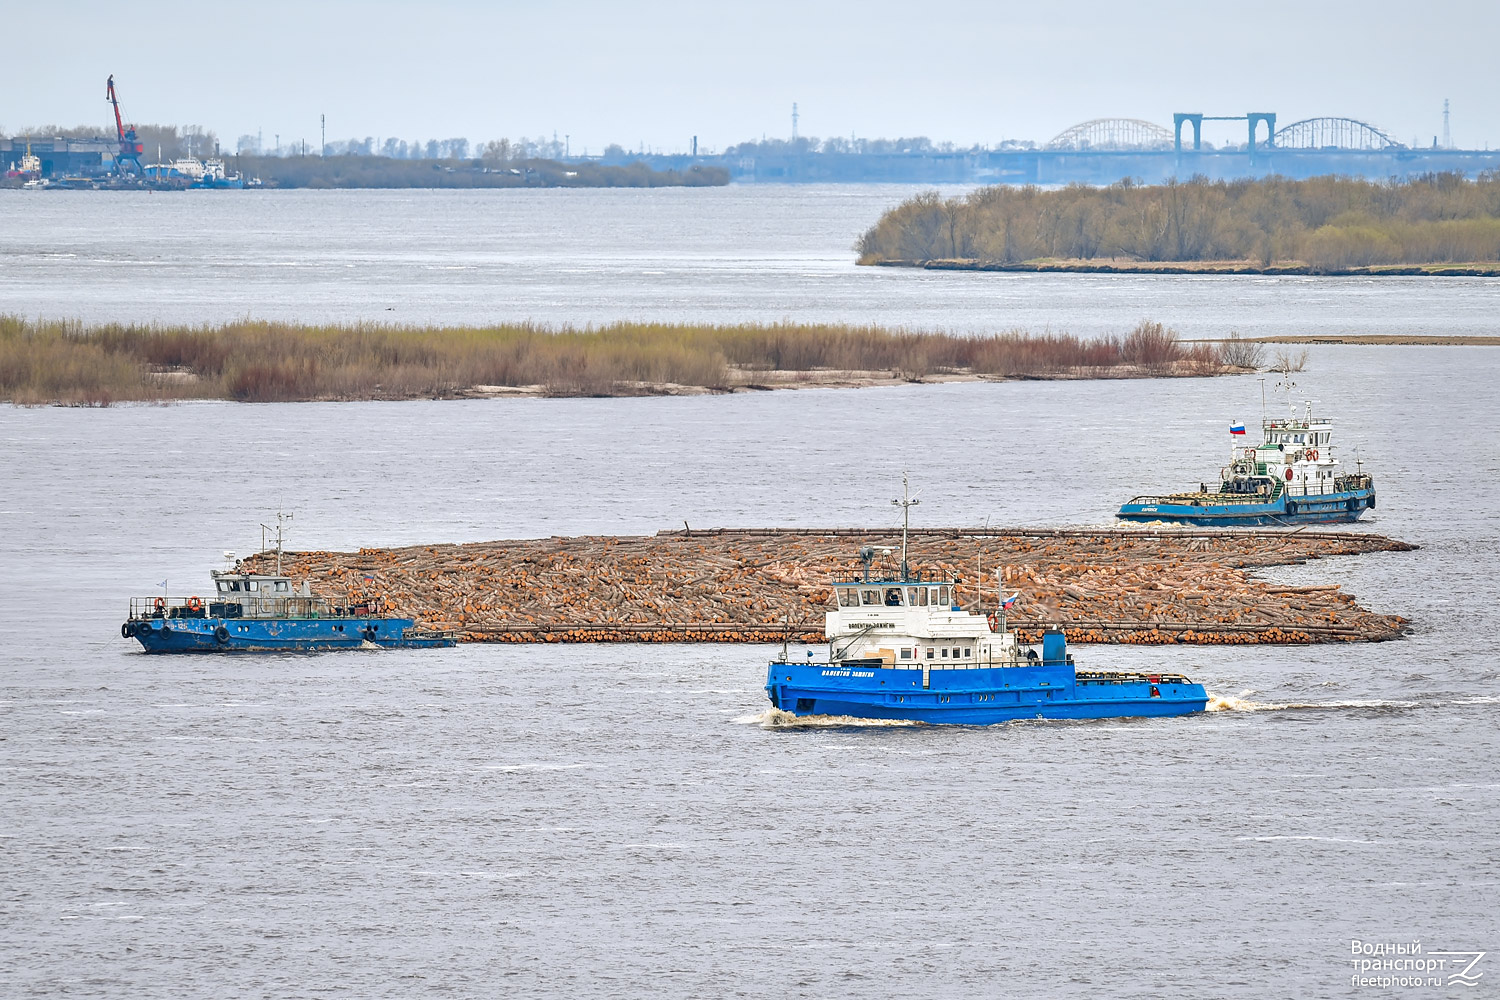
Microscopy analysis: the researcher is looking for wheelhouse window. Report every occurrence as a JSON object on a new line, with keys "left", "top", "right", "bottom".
{"left": 941, "top": 648, "right": 949, "bottom": 658}
{"left": 926, "top": 648, "right": 935, "bottom": 659}
{"left": 900, "top": 648, "right": 913, "bottom": 660}
{"left": 838, "top": 588, "right": 858, "bottom": 608}
{"left": 906, "top": 587, "right": 920, "bottom": 605}
{"left": 884, "top": 588, "right": 903, "bottom": 606}
{"left": 964, "top": 647, "right": 972, "bottom": 658}
{"left": 938, "top": 586, "right": 951, "bottom": 606}
{"left": 246, "top": 581, "right": 258, "bottom": 592}
{"left": 917, "top": 588, "right": 928, "bottom": 607}
{"left": 861, "top": 589, "right": 879, "bottom": 606}
{"left": 274, "top": 581, "right": 289, "bottom": 593}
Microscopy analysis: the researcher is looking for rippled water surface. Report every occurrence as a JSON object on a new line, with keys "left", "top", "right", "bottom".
{"left": 3, "top": 188, "right": 1499, "bottom": 997}
{"left": 4, "top": 185, "right": 1500, "bottom": 336}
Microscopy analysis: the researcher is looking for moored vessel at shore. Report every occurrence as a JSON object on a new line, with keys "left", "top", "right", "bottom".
{"left": 765, "top": 480, "right": 1208, "bottom": 724}
{"left": 1118, "top": 400, "right": 1375, "bottom": 527}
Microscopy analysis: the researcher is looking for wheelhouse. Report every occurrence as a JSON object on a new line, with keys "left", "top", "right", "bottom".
{"left": 832, "top": 581, "right": 958, "bottom": 610}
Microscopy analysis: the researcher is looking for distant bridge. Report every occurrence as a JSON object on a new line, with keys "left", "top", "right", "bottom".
{"left": 1044, "top": 119, "right": 1173, "bottom": 152}
{"left": 1044, "top": 114, "right": 1406, "bottom": 153}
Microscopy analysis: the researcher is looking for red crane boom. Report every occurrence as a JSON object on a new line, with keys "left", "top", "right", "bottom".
{"left": 105, "top": 74, "right": 144, "bottom": 174}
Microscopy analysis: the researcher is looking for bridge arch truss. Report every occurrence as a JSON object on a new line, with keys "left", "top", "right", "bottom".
{"left": 1045, "top": 118, "right": 1174, "bottom": 152}
{"left": 1273, "top": 117, "right": 1404, "bottom": 150}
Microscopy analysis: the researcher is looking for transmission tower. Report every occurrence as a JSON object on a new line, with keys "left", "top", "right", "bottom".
{"left": 791, "top": 102, "right": 799, "bottom": 140}
{"left": 1442, "top": 98, "right": 1451, "bottom": 149}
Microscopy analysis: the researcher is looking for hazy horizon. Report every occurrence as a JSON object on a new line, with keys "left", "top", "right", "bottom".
{"left": 7, "top": 0, "right": 1498, "bottom": 155}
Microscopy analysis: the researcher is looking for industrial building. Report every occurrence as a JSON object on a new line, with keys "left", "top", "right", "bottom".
{"left": 2, "top": 136, "right": 115, "bottom": 177}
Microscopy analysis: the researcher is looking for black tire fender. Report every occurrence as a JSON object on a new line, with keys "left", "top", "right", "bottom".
{"left": 214, "top": 626, "right": 230, "bottom": 643}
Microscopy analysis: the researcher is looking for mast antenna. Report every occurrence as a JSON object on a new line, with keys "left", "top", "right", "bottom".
{"left": 892, "top": 472, "right": 920, "bottom": 581}
{"left": 260, "top": 509, "right": 293, "bottom": 575}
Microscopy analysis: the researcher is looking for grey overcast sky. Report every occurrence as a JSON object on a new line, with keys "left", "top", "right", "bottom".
{"left": 6, "top": 0, "right": 1497, "bottom": 153}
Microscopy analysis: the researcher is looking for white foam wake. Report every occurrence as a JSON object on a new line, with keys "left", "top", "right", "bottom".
{"left": 734, "top": 708, "right": 922, "bottom": 729}
{"left": 1207, "top": 690, "right": 1422, "bottom": 712}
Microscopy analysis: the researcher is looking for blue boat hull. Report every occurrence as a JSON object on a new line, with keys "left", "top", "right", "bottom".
{"left": 1117, "top": 487, "right": 1374, "bottom": 527}
{"left": 765, "top": 661, "right": 1207, "bottom": 725}
{"left": 126, "top": 616, "right": 454, "bottom": 653}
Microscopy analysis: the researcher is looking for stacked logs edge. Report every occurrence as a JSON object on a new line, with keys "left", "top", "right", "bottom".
{"left": 246, "top": 527, "right": 1416, "bottom": 646}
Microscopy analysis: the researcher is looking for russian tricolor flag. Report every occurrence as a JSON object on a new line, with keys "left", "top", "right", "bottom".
{"left": 1002, "top": 592, "right": 1019, "bottom": 609}
{"left": 1230, "top": 422, "right": 1246, "bottom": 436}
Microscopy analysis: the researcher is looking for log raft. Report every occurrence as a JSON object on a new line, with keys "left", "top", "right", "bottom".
{"left": 247, "top": 527, "right": 1416, "bottom": 646}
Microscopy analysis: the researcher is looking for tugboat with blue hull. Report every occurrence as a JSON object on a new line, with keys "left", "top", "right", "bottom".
{"left": 765, "top": 479, "right": 1208, "bottom": 725}
{"left": 122, "top": 527, "right": 455, "bottom": 653}
{"left": 1118, "top": 400, "right": 1375, "bottom": 527}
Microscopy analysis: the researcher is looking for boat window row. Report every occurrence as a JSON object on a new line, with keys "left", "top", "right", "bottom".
{"left": 1270, "top": 431, "right": 1329, "bottom": 446}
{"left": 216, "top": 579, "right": 291, "bottom": 593}
{"left": 837, "top": 585, "right": 951, "bottom": 608}
{"left": 899, "top": 646, "right": 973, "bottom": 659}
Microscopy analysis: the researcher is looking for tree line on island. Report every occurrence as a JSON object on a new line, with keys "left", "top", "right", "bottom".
{"left": 1, "top": 316, "right": 1272, "bottom": 405}
{"left": 857, "top": 173, "right": 1500, "bottom": 270}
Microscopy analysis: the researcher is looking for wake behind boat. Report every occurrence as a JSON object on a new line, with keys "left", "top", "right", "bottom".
{"left": 765, "top": 478, "right": 1207, "bottom": 724}
{"left": 1118, "top": 399, "right": 1375, "bottom": 527}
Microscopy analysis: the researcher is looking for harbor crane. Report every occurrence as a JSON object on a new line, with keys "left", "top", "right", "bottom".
{"left": 106, "top": 74, "right": 144, "bottom": 175}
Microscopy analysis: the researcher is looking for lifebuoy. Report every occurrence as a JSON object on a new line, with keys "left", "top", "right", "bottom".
{"left": 1285, "top": 468, "right": 1294, "bottom": 481}
{"left": 1244, "top": 447, "right": 1257, "bottom": 459}
{"left": 1307, "top": 449, "right": 1318, "bottom": 461}
{"left": 986, "top": 612, "right": 999, "bottom": 632}
{"left": 186, "top": 596, "right": 202, "bottom": 612}
{"left": 153, "top": 596, "right": 165, "bottom": 611}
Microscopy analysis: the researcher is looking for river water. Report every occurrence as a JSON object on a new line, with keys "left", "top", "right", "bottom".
{"left": 4, "top": 186, "right": 1500, "bottom": 337}
{"left": 2, "top": 188, "right": 1498, "bottom": 998}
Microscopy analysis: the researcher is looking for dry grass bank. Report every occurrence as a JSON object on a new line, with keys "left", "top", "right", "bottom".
{"left": 0, "top": 317, "right": 1228, "bottom": 405}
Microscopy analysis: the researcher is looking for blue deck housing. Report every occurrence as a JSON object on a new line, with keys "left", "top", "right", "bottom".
{"left": 126, "top": 614, "right": 453, "bottom": 653}
{"left": 766, "top": 660, "right": 1207, "bottom": 724}
{"left": 1118, "top": 486, "right": 1374, "bottom": 527}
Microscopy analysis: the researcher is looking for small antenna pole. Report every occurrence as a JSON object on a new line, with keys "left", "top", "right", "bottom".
{"left": 892, "top": 472, "right": 920, "bottom": 581}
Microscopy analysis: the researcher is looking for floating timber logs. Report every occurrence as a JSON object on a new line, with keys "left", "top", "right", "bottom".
{"left": 246, "top": 527, "right": 1415, "bottom": 646}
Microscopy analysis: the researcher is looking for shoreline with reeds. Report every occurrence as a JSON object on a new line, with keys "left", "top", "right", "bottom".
{"left": 1, "top": 317, "right": 1238, "bottom": 406}
{"left": 875, "top": 258, "right": 1500, "bottom": 277}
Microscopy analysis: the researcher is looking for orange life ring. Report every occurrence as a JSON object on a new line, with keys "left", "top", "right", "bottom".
{"left": 986, "top": 612, "right": 999, "bottom": 631}
{"left": 153, "top": 596, "right": 165, "bottom": 610}
{"left": 1285, "top": 468, "right": 1294, "bottom": 481}
{"left": 186, "top": 596, "right": 202, "bottom": 611}
{"left": 1307, "top": 448, "right": 1318, "bottom": 461}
